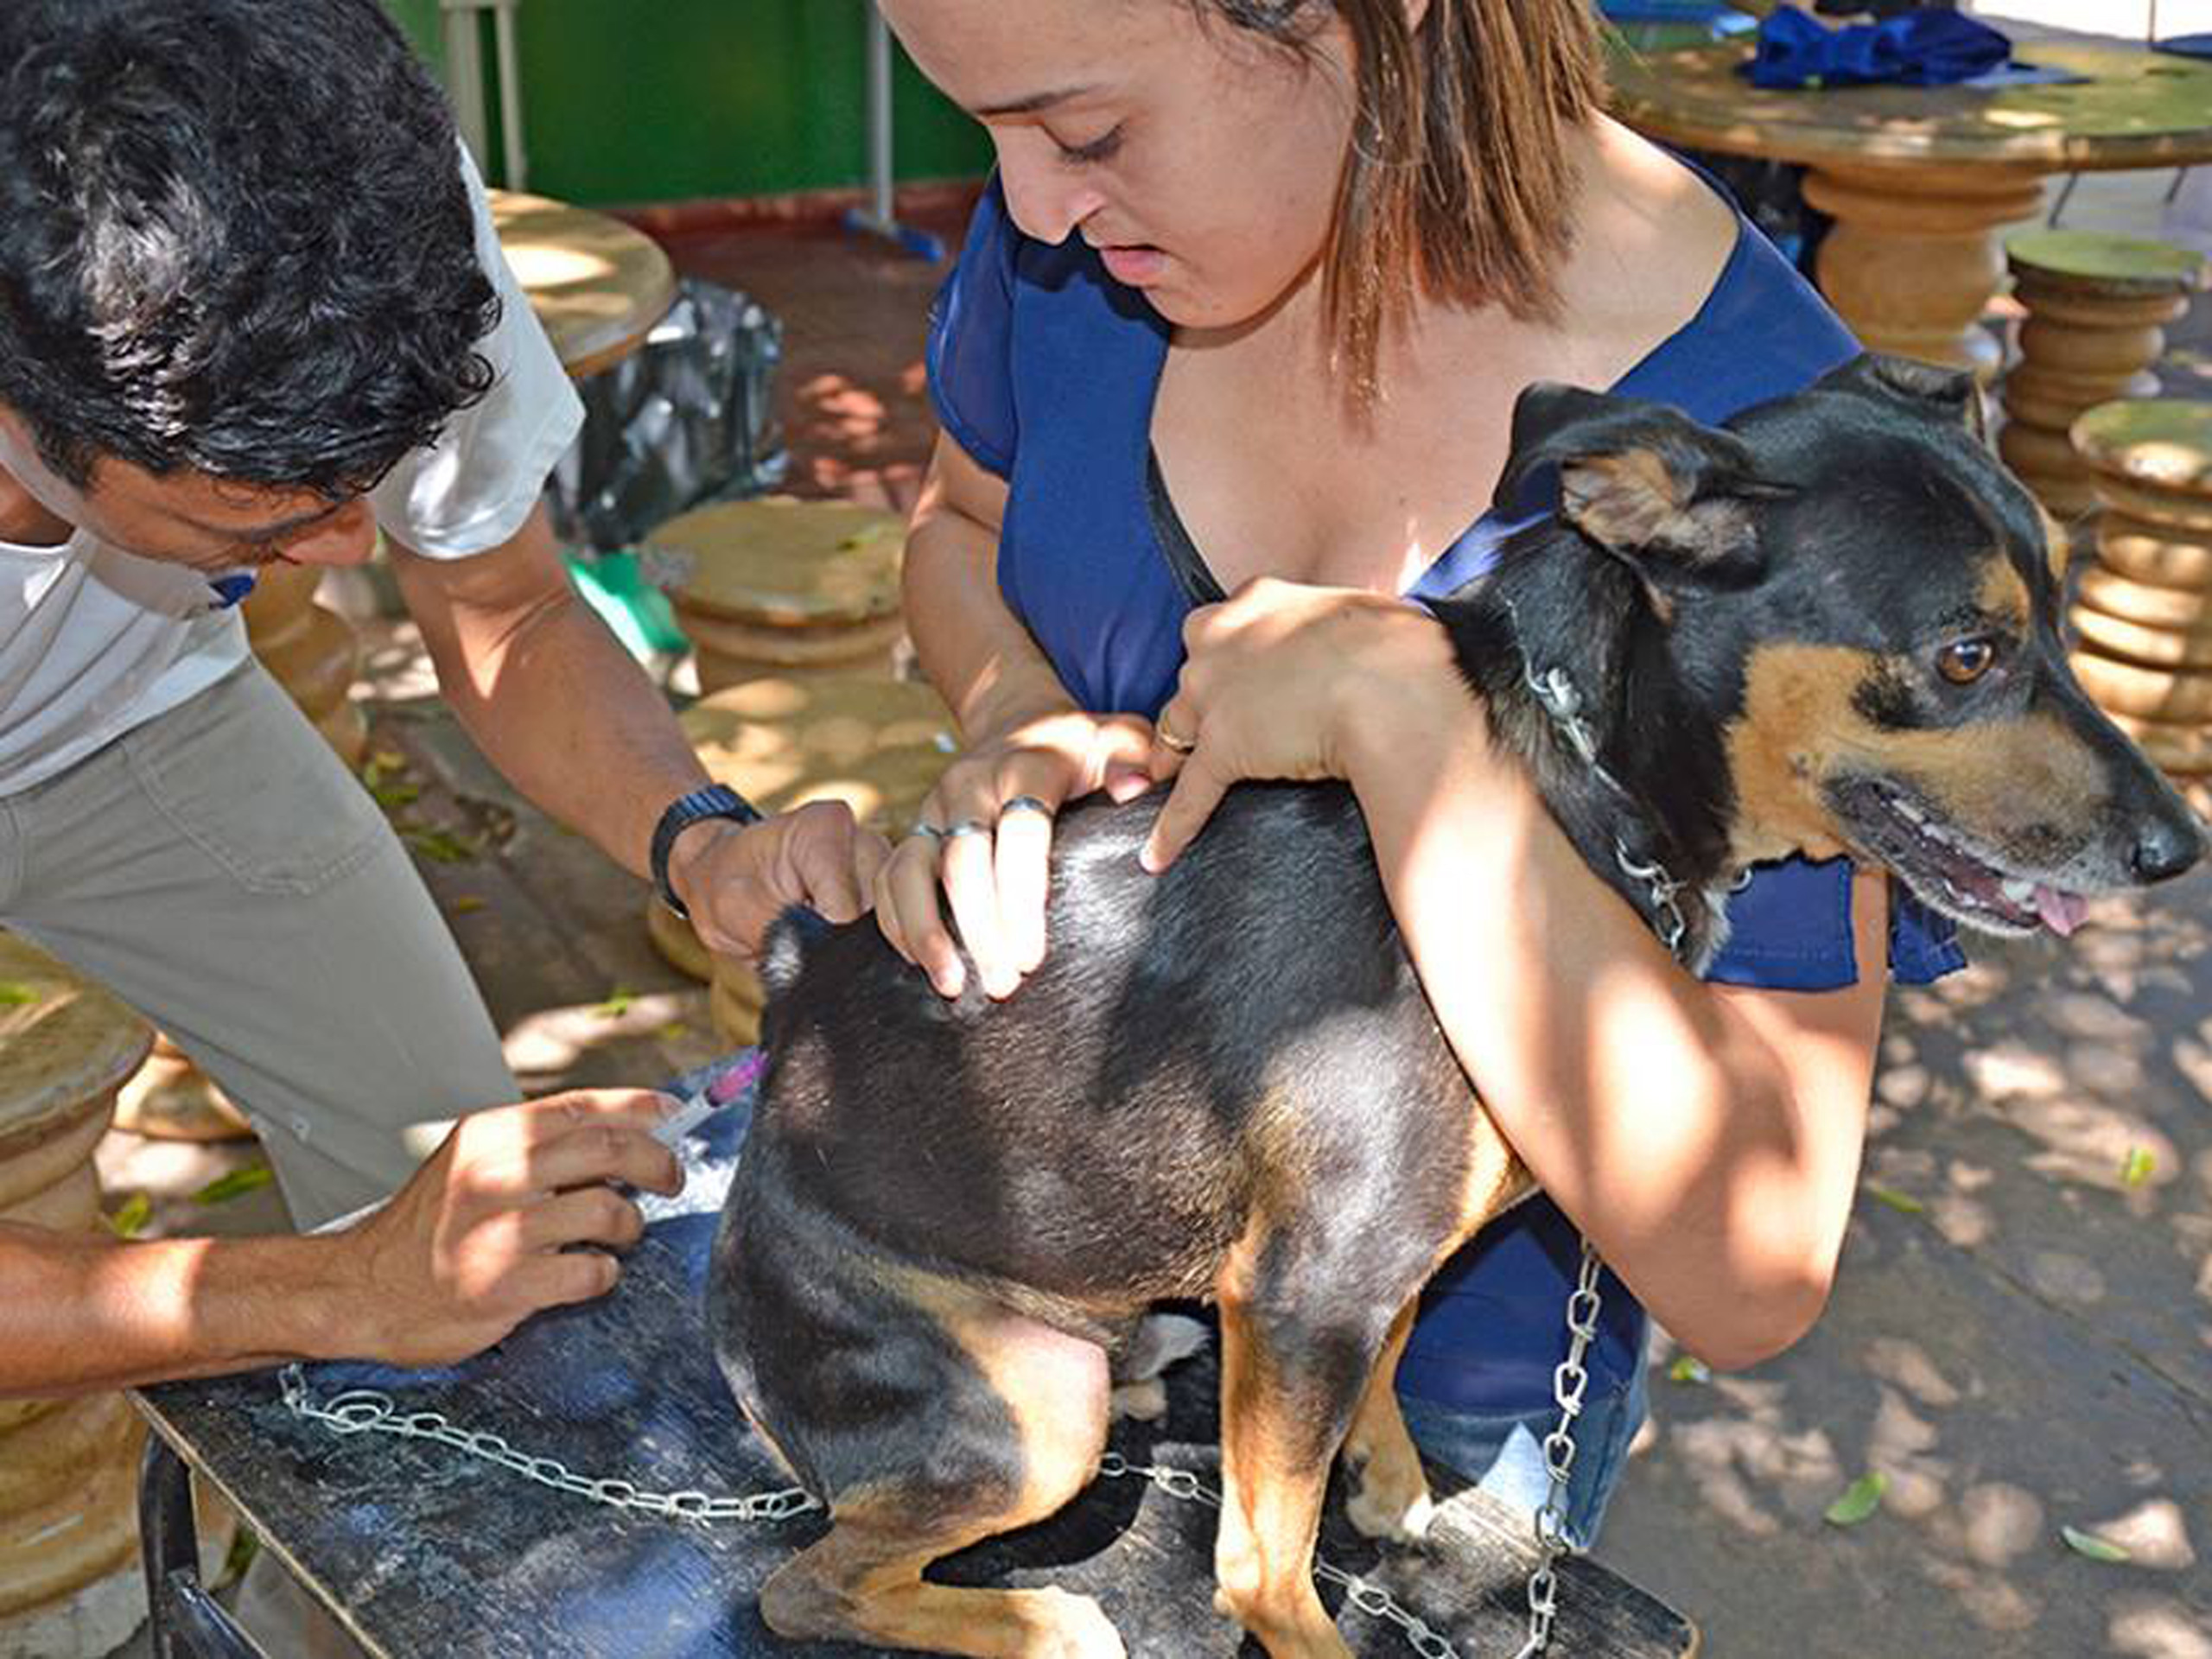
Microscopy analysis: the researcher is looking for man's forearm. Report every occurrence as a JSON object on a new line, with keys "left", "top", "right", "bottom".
{"left": 431, "top": 587, "right": 709, "bottom": 880}
{"left": 0, "top": 1223, "right": 350, "bottom": 1397}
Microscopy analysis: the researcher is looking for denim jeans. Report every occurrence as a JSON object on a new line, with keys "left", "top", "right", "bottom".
{"left": 1396, "top": 1352, "right": 1649, "bottom": 1552}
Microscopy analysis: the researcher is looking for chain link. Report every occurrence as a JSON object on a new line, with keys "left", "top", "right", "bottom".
{"left": 277, "top": 1364, "right": 821, "bottom": 1527}
{"left": 1612, "top": 840, "right": 1689, "bottom": 960}
{"left": 1097, "top": 1454, "right": 1459, "bottom": 1659}
{"left": 1517, "top": 635, "right": 1695, "bottom": 966}
{"left": 1511, "top": 1237, "right": 1604, "bottom": 1659}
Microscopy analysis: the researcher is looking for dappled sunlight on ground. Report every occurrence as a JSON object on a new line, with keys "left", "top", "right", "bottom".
{"left": 1619, "top": 860, "right": 2212, "bottom": 1649}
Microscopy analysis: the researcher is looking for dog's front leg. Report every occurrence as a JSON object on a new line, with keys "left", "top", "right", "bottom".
{"left": 1211, "top": 1284, "right": 1365, "bottom": 1657}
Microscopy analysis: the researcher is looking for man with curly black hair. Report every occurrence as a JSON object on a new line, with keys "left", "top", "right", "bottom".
{"left": 0, "top": 0, "right": 885, "bottom": 1389}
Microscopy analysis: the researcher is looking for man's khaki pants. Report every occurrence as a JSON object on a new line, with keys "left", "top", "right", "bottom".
{"left": 0, "top": 659, "right": 517, "bottom": 1228}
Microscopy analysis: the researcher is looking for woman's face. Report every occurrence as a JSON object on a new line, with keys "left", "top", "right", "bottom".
{"left": 880, "top": 0, "right": 1357, "bottom": 331}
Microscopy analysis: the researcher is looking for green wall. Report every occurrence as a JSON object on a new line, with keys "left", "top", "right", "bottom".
{"left": 383, "top": 0, "right": 444, "bottom": 78}
{"left": 385, "top": 2, "right": 990, "bottom": 207}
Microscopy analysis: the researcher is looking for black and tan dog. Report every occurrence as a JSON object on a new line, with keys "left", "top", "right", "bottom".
{"left": 708, "top": 354, "right": 2203, "bottom": 1658}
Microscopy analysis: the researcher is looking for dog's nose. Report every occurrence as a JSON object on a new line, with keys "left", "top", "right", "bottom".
{"left": 2132, "top": 810, "right": 2208, "bottom": 884}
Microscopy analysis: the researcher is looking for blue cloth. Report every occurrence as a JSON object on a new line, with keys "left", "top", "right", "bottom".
{"left": 204, "top": 571, "right": 259, "bottom": 610}
{"left": 1744, "top": 5, "right": 2011, "bottom": 90}
{"left": 926, "top": 173, "right": 1963, "bottom": 1414}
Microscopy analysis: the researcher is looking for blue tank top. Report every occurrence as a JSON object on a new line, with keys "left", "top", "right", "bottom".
{"left": 926, "top": 175, "right": 1962, "bottom": 1413}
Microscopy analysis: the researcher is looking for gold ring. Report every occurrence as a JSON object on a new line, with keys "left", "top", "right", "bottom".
{"left": 1157, "top": 725, "right": 1197, "bottom": 755}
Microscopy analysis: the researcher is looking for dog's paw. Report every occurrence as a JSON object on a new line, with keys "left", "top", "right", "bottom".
{"left": 1109, "top": 1377, "right": 1168, "bottom": 1421}
{"left": 1016, "top": 1587, "right": 1126, "bottom": 1658}
{"left": 1116, "top": 1313, "right": 1210, "bottom": 1383}
{"left": 1346, "top": 1477, "right": 1434, "bottom": 1544}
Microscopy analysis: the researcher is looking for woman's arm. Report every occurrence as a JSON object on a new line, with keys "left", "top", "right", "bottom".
{"left": 1345, "top": 672, "right": 1884, "bottom": 1369}
{"left": 878, "top": 435, "right": 1159, "bottom": 997}
{"left": 1147, "top": 582, "right": 1885, "bottom": 1370}
{"left": 904, "top": 433, "right": 1074, "bottom": 745}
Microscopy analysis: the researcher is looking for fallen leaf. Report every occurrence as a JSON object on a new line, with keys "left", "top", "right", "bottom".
{"left": 2120, "top": 1147, "right": 2155, "bottom": 1189}
{"left": 594, "top": 988, "right": 638, "bottom": 1020}
{"left": 1824, "top": 1471, "right": 1889, "bottom": 1527}
{"left": 105, "top": 1193, "right": 152, "bottom": 1238}
{"left": 403, "top": 827, "right": 481, "bottom": 864}
{"left": 445, "top": 896, "right": 486, "bottom": 916}
{"left": 1866, "top": 1184, "right": 1924, "bottom": 1214}
{"left": 1668, "top": 1356, "right": 1711, "bottom": 1384}
{"left": 2061, "top": 1525, "right": 2133, "bottom": 1564}
{"left": 194, "top": 1165, "right": 274, "bottom": 1205}
{"left": 0, "top": 982, "right": 41, "bottom": 1007}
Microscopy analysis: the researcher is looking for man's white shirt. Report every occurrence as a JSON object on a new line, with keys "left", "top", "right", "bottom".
{"left": 0, "top": 146, "right": 583, "bottom": 797}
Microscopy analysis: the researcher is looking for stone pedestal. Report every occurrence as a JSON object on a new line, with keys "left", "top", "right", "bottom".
{"left": 642, "top": 672, "right": 958, "bottom": 1029}
{"left": 1999, "top": 230, "right": 2203, "bottom": 519}
{"left": 243, "top": 563, "right": 366, "bottom": 766}
{"left": 647, "top": 497, "right": 906, "bottom": 694}
{"left": 0, "top": 934, "right": 154, "bottom": 1657}
{"left": 113, "top": 1033, "right": 255, "bottom": 1144}
{"left": 2069, "top": 400, "right": 2212, "bottom": 819}
{"left": 1802, "top": 160, "right": 2046, "bottom": 378}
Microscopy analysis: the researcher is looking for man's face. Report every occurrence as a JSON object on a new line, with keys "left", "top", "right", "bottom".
{"left": 0, "top": 403, "right": 378, "bottom": 570}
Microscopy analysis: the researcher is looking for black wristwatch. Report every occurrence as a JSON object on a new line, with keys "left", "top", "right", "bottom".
{"left": 651, "top": 784, "right": 764, "bottom": 919}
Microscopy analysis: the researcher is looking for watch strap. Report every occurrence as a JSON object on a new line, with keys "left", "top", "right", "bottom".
{"left": 651, "top": 785, "right": 764, "bottom": 919}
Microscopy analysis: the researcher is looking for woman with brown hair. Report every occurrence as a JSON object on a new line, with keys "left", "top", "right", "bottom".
{"left": 873, "top": 0, "right": 1961, "bottom": 1543}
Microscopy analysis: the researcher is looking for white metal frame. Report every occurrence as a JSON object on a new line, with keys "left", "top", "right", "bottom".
{"left": 441, "top": 0, "right": 528, "bottom": 191}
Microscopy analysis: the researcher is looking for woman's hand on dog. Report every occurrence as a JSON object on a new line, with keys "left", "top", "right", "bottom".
{"left": 338, "top": 1090, "right": 685, "bottom": 1368}
{"left": 876, "top": 708, "right": 1158, "bottom": 999}
{"left": 1144, "top": 579, "right": 1470, "bottom": 872}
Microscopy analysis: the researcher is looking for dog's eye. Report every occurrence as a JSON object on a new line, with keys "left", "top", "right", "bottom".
{"left": 1936, "top": 638, "right": 1997, "bottom": 685}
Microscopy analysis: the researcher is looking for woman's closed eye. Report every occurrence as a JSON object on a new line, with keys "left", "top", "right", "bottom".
{"left": 1051, "top": 123, "right": 1124, "bottom": 166}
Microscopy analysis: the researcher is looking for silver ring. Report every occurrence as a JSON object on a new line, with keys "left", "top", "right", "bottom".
{"left": 1157, "top": 725, "right": 1197, "bottom": 756}
{"left": 944, "top": 819, "right": 993, "bottom": 841}
{"left": 999, "top": 795, "right": 1055, "bottom": 821}
{"left": 910, "top": 823, "right": 948, "bottom": 842}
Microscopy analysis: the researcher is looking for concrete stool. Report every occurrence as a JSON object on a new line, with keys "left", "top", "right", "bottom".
{"left": 243, "top": 562, "right": 367, "bottom": 765}
{"left": 640, "top": 671, "right": 959, "bottom": 1042}
{"left": 1999, "top": 231, "right": 2204, "bottom": 520}
{"left": 2069, "top": 399, "right": 2212, "bottom": 817}
{"left": 113, "top": 1033, "right": 255, "bottom": 1144}
{"left": 0, "top": 933, "right": 156, "bottom": 1658}
{"left": 646, "top": 497, "right": 906, "bottom": 695}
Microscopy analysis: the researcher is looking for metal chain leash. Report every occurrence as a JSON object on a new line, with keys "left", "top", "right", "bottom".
{"left": 1611, "top": 842, "right": 1689, "bottom": 960}
{"left": 1100, "top": 1233, "right": 1599, "bottom": 1659}
{"left": 276, "top": 1363, "right": 821, "bottom": 1527}
{"left": 1096, "top": 1453, "right": 1460, "bottom": 1659}
{"left": 1514, "top": 1236, "right": 1605, "bottom": 1659}
{"left": 1519, "top": 639, "right": 1694, "bottom": 961}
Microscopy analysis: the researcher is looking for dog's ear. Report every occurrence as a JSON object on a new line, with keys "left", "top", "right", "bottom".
{"left": 1815, "top": 352, "right": 1988, "bottom": 445}
{"left": 1496, "top": 383, "right": 1773, "bottom": 582}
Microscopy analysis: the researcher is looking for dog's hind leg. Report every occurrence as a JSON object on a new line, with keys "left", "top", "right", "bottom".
{"left": 754, "top": 1293, "right": 1121, "bottom": 1659}
{"left": 1340, "top": 1298, "right": 1433, "bottom": 1543}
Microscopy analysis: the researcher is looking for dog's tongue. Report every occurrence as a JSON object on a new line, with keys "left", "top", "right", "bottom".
{"left": 2036, "top": 886, "right": 2089, "bottom": 937}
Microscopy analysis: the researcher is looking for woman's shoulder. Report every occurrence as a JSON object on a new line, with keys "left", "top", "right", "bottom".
{"left": 1588, "top": 125, "right": 1858, "bottom": 417}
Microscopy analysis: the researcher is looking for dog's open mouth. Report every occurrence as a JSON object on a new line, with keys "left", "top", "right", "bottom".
{"left": 1827, "top": 777, "right": 2091, "bottom": 938}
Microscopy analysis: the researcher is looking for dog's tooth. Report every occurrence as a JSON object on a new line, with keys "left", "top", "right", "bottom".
{"left": 1895, "top": 799, "right": 1925, "bottom": 823}
{"left": 2001, "top": 878, "right": 2037, "bottom": 905}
